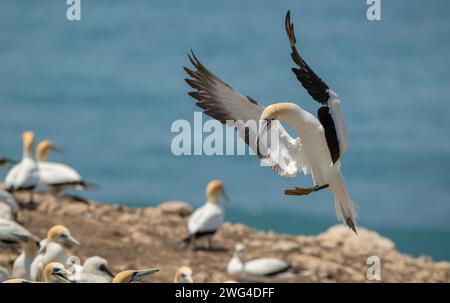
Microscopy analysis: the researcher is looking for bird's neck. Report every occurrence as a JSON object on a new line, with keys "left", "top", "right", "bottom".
{"left": 23, "top": 143, "right": 33, "bottom": 159}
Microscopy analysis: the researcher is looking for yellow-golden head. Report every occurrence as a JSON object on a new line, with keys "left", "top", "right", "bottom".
{"left": 206, "top": 180, "right": 228, "bottom": 203}
{"left": 44, "top": 262, "right": 72, "bottom": 283}
{"left": 174, "top": 266, "right": 194, "bottom": 283}
{"left": 21, "top": 131, "right": 35, "bottom": 157}
{"left": 112, "top": 268, "right": 160, "bottom": 283}
{"left": 46, "top": 225, "right": 80, "bottom": 247}
{"left": 36, "top": 140, "right": 63, "bottom": 161}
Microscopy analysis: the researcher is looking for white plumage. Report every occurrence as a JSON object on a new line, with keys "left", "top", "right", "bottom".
{"left": 12, "top": 237, "right": 40, "bottom": 280}
{"left": 184, "top": 11, "right": 357, "bottom": 233}
{"left": 70, "top": 256, "right": 114, "bottom": 283}
{"left": 0, "top": 218, "right": 39, "bottom": 248}
{"left": 0, "top": 190, "right": 19, "bottom": 220}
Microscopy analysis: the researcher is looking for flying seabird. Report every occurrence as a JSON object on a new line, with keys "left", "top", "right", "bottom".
{"left": 4, "top": 131, "right": 39, "bottom": 203}
{"left": 184, "top": 11, "right": 357, "bottom": 233}
{"left": 30, "top": 225, "right": 80, "bottom": 281}
{"left": 227, "top": 244, "right": 294, "bottom": 281}
{"left": 70, "top": 256, "right": 115, "bottom": 283}
{"left": 36, "top": 140, "right": 96, "bottom": 193}
{"left": 112, "top": 268, "right": 160, "bottom": 283}
{"left": 174, "top": 266, "right": 194, "bottom": 283}
{"left": 0, "top": 190, "right": 19, "bottom": 221}
{"left": 183, "top": 180, "right": 228, "bottom": 249}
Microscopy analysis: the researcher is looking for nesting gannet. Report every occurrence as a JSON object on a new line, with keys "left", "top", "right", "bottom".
{"left": 12, "top": 236, "right": 40, "bottom": 280}
{"left": 4, "top": 131, "right": 39, "bottom": 203}
{"left": 43, "top": 262, "right": 73, "bottom": 283}
{"left": 112, "top": 268, "right": 160, "bottom": 283}
{"left": 0, "top": 218, "right": 39, "bottom": 248}
{"left": 174, "top": 266, "right": 194, "bottom": 283}
{"left": 227, "top": 244, "right": 294, "bottom": 281}
{"left": 70, "top": 256, "right": 115, "bottom": 283}
{"left": 0, "top": 190, "right": 19, "bottom": 221}
{"left": 184, "top": 11, "right": 357, "bottom": 233}
{"left": 183, "top": 180, "right": 227, "bottom": 249}
{"left": 36, "top": 140, "right": 96, "bottom": 193}
{"left": 30, "top": 225, "right": 80, "bottom": 281}
{"left": 0, "top": 266, "right": 10, "bottom": 282}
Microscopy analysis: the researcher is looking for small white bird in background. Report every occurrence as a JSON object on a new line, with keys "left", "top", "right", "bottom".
{"left": 184, "top": 11, "right": 358, "bottom": 233}
{"left": 174, "top": 266, "right": 194, "bottom": 283}
{"left": 0, "top": 266, "right": 10, "bottom": 282}
{"left": 70, "top": 256, "right": 115, "bottom": 283}
{"left": 12, "top": 236, "right": 40, "bottom": 280}
{"left": 183, "top": 180, "right": 228, "bottom": 249}
{"left": 227, "top": 244, "right": 294, "bottom": 282}
{"left": 36, "top": 140, "right": 96, "bottom": 194}
{"left": 5, "top": 131, "right": 39, "bottom": 203}
{"left": 43, "top": 262, "right": 73, "bottom": 283}
{"left": 112, "top": 268, "right": 160, "bottom": 283}
{"left": 30, "top": 225, "right": 80, "bottom": 281}
{"left": 0, "top": 190, "right": 19, "bottom": 221}
{"left": 0, "top": 218, "right": 40, "bottom": 249}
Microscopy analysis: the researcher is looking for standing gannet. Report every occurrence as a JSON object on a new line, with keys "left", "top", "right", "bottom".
{"left": 12, "top": 236, "right": 40, "bottom": 280}
{"left": 227, "top": 244, "right": 294, "bottom": 281}
{"left": 0, "top": 266, "right": 10, "bottom": 282}
{"left": 36, "top": 140, "right": 96, "bottom": 193}
{"left": 30, "top": 225, "right": 80, "bottom": 281}
{"left": 43, "top": 262, "right": 73, "bottom": 283}
{"left": 0, "top": 190, "right": 19, "bottom": 221}
{"left": 4, "top": 131, "right": 39, "bottom": 203}
{"left": 0, "top": 218, "right": 40, "bottom": 248}
{"left": 112, "top": 268, "right": 160, "bottom": 283}
{"left": 174, "top": 266, "right": 194, "bottom": 283}
{"left": 184, "top": 11, "right": 357, "bottom": 233}
{"left": 183, "top": 180, "right": 228, "bottom": 249}
{"left": 70, "top": 256, "right": 115, "bottom": 283}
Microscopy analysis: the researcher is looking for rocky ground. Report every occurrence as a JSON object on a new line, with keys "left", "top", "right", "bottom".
{"left": 1, "top": 192, "right": 449, "bottom": 283}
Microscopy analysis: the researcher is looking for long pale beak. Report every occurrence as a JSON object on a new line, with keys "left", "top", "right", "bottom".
{"left": 222, "top": 190, "right": 229, "bottom": 202}
{"left": 131, "top": 268, "right": 160, "bottom": 282}
{"left": 99, "top": 264, "right": 115, "bottom": 278}
{"left": 65, "top": 235, "right": 80, "bottom": 246}
{"left": 53, "top": 268, "right": 73, "bottom": 283}
{"left": 185, "top": 275, "right": 194, "bottom": 283}
{"left": 51, "top": 145, "right": 63, "bottom": 153}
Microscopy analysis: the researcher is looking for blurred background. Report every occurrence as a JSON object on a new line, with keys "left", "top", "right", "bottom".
{"left": 1, "top": 0, "right": 449, "bottom": 260}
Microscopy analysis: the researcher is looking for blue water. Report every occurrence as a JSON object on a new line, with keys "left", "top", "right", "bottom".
{"left": 1, "top": 1, "right": 449, "bottom": 260}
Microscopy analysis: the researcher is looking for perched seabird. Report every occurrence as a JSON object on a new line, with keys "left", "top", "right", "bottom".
{"left": 4, "top": 131, "right": 39, "bottom": 203}
{"left": 43, "top": 262, "right": 73, "bottom": 283}
{"left": 0, "top": 266, "right": 10, "bottom": 282}
{"left": 30, "top": 225, "right": 80, "bottom": 281}
{"left": 0, "top": 190, "right": 19, "bottom": 221}
{"left": 112, "top": 268, "right": 160, "bottom": 283}
{"left": 227, "top": 244, "right": 294, "bottom": 281}
{"left": 183, "top": 180, "right": 227, "bottom": 249}
{"left": 0, "top": 218, "right": 40, "bottom": 248}
{"left": 70, "top": 256, "right": 115, "bottom": 283}
{"left": 174, "top": 266, "right": 194, "bottom": 283}
{"left": 184, "top": 11, "right": 357, "bottom": 233}
{"left": 36, "top": 140, "right": 96, "bottom": 193}
{"left": 12, "top": 236, "right": 40, "bottom": 280}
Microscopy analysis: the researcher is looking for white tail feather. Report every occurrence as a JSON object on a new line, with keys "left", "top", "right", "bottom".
{"left": 330, "top": 182, "right": 358, "bottom": 234}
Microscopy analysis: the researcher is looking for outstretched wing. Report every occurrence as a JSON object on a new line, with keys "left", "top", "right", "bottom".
{"left": 285, "top": 11, "right": 349, "bottom": 160}
{"left": 184, "top": 52, "right": 309, "bottom": 178}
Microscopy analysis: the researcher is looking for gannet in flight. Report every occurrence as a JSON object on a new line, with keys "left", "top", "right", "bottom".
{"left": 183, "top": 180, "right": 227, "bottom": 249}
{"left": 112, "top": 268, "right": 160, "bottom": 283}
{"left": 174, "top": 266, "right": 194, "bottom": 283}
{"left": 43, "top": 262, "right": 73, "bottom": 283}
{"left": 0, "top": 218, "right": 40, "bottom": 249}
{"left": 12, "top": 236, "right": 40, "bottom": 280}
{"left": 70, "top": 256, "right": 115, "bottom": 283}
{"left": 184, "top": 11, "right": 357, "bottom": 233}
{"left": 4, "top": 131, "right": 39, "bottom": 203}
{"left": 30, "top": 225, "right": 80, "bottom": 281}
{"left": 0, "top": 190, "right": 19, "bottom": 221}
{"left": 36, "top": 140, "right": 96, "bottom": 193}
{"left": 227, "top": 244, "right": 294, "bottom": 281}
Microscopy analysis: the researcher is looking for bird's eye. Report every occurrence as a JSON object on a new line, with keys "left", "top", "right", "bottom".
{"left": 60, "top": 234, "right": 68, "bottom": 238}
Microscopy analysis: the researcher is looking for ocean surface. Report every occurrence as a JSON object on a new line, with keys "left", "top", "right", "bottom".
{"left": 1, "top": 1, "right": 449, "bottom": 260}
